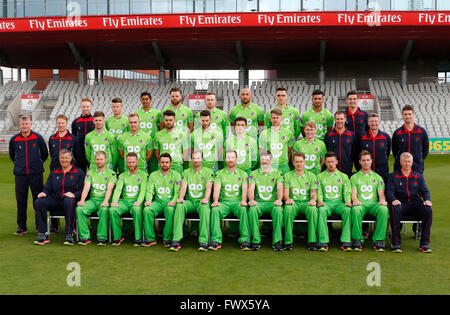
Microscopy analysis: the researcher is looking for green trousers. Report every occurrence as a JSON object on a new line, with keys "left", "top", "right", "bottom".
{"left": 317, "top": 200, "right": 351, "bottom": 244}
{"left": 76, "top": 198, "right": 109, "bottom": 240}
{"left": 248, "top": 201, "right": 283, "bottom": 245}
{"left": 110, "top": 199, "right": 142, "bottom": 241}
{"left": 351, "top": 201, "right": 389, "bottom": 242}
{"left": 284, "top": 201, "right": 318, "bottom": 244}
{"left": 173, "top": 200, "right": 210, "bottom": 244}
{"left": 143, "top": 199, "right": 175, "bottom": 242}
{"left": 210, "top": 200, "right": 250, "bottom": 244}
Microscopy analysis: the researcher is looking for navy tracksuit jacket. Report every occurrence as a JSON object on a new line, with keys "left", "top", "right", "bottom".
{"left": 48, "top": 130, "right": 81, "bottom": 170}
{"left": 9, "top": 131, "right": 48, "bottom": 230}
{"left": 71, "top": 114, "right": 94, "bottom": 172}
{"left": 360, "top": 130, "right": 391, "bottom": 182}
{"left": 392, "top": 124, "right": 429, "bottom": 174}
{"left": 386, "top": 170, "right": 432, "bottom": 246}
{"left": 345, "top": 107, "right": 368, "bottom": 171}
{"left": 35, "top": 165, "right": 85, "bottom": 234}
{"left": 324, "top": 127, "right": 355, "bottom": 177}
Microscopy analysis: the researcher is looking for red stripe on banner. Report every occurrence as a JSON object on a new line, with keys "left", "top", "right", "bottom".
{"left": 0, "top": 11, "right": 450, "bottom": 33}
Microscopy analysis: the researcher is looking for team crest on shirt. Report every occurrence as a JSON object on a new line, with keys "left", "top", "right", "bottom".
{"left": 121, "top": 124, "right": 125, "bottom": 128}
{"left": 347, "top": 139, "right": 350, "bottom": 142}
{"left": 151, "top": 116, "right": 154, "bottom": 120}
{"left": 251, "top": 112, "right": 255, "bottom": 117}
{"left": 281, "top": 136, "right": 285, "bottom": 141}
{"left": 237, "top": 177, "right": 242, "bottom": 182}
{"left": 416, "top": 137, "right": 420, "bottom": 141}
{"left": 215, "top": 116, "right": 219, "bottom": 120}
{"left": 137, "top": 178, "right": 141, "bottom": 183}
{"left": 337, "top": 179, "right": 342, "bottom": 184}
{"left": 315, "top": 147, "right": 319, "bottom": 152}
{"left": 70, "top": 175, "right": 74, "bottom": 179}
{"left": 181, "top": 113, "right": 185, "bottom": 118}
{"left": 201, "top": 177, "right": 205, "bottom": 182}
{"left": 321, "top": 117, "right": 326, "bottom": 122}
{"left": 414, "top": 182, "right": 418, "bottom": 186}
{"left": 306, "top": 182, "right": 310, "bottom": 187}
{"left": 104, "top": 177, "right": 108, "bottom": 182}
{"left": 271, "top": 179, "right": 275, "bottom": 183}
{"left": 181, "top": 176, "right": 185, "bottom": 180}
{"left": 86, "top": 174, "right": 90, "bottom": 178}
{"left": 314, "top": 180, "right": 318, "bottom": 185}
{"left": 360, "top": 119, "right": 364, "bottom": 123}
{"left": 245, "top": 143, "right": 249, "bottom": 147}
{"left": 372, "top": 179, "right": 377, "bottom": 184}
{"left": 104, "top": 138, "right": 108, "bottom": 142}
{"left": 381, "top": 142, "right": 385, "bottom": 146}
{"left": 139, "top": 139, "right": 143, "bottom": 144}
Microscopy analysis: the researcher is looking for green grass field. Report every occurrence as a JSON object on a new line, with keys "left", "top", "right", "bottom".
{"left": 0, "top": 154, "right": 449, "bottom": 295}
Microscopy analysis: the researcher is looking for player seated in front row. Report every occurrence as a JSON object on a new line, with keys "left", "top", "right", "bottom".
{"left": 34, "top": 149, "right": 85, "bottom": 246}
{"left": 76, "top": 151, "right": 117, "bottom": 246}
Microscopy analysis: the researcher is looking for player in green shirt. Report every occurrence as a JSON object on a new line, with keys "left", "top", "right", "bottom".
{"left": 109, "top": 153, "right": 148, "bottom": 246}
{"left": 210, "top": 150, "right": 251, "bottom": 251}
{"left": 229, "top": 88, "right": 265, "bottom": 140}
{"left": 84, "top": 111, "right": 118, "bottom": 171}
{"left": 350, "top": 150, "right": 389, "bottom": 252}
{"left": 191, "top": 110, "right": 223, "bottom": 172}
{"left": 142, "top": 153, "right": 182, "bottom": 247}
{"left": 159, "top": 87, "right": 194, "bottom": 134}
{"left": 265, "top": 87, "right": 301, "bottom": 140}
{"left": 299, "top": 89, "right": 334, "bottom": 141}
{"left": 135, "top": 92, "right": 161, "bottom": 173}
{"left": 259, "top": 108, "right": 294, "bottom": 175}
{"left": 247, "top": 151, "right": 284, "bottom": 251}
{"left": 154, "top": 110, "right": 189, "bottom": 174}
{"left": 283, "top": 152, "right": 319, "bottom": 250}
{"left": 224, "top": 116, "right": 258, "bottom": 174}
{"left": 76, "top": 151, "right": 117, "bottom": 245}
{"left": 316, "top": 151, "right": 353, "bottom": 251}
{"left": 170, "top": 150, "right": 213, "bottom": 251}
{"left": 292, "top": 121, "right": 327, "bottom": 175}
{"left": 194, "top": 92, "right": 230, "bottom": 139}
{"left": 118, "top": 114, "right": 153, "bottom": 173}
{"left": 106, "top": 97, "right": 130, "bottom": 173}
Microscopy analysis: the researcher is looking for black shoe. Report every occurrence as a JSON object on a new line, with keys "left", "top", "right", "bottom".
{"left": 63, "top": 234, "right": 74, "bottom": 246}
{"left": 163, "top": 240, "right": 172, "bottom": 248}
{"left": 208, "top": 242, "right": 221, "bottom": 251}
{"left": 169, "top": 241, "right": 181, "bottom": 251}
{"left": 308, "top": 242, "right": 317, "bottom": 251}
{"left": 198, "top": 243, "right": 208, "bottom": 251}
{"left": 34, "top": 233, "right": 50, "bottom": 245}
{"left": 133, "top": 240, "right": 142, "bottom": 247}
{"left": 272, "top": 241, "right": 283, "bottom": 251}
{"left": 284, "top": 244, "right": 293, "bottom": 251}
{"left": 14, "top": 227, "right": 28, "bottom": 235}
{"left": 374, "top": 240, "right": 385, "bottom": 252}
{"left": 250, "top": 243, "right": 260, "bottom": 251}
{"left": 240, "top": 241, "right": 251, "bottom": 251}
{"left": 341, "top": 242, "right": 352, "bottom": 252}
{"left": 351, "top": 239, "right": 362, "bottom": 251}
{"left": 141, "top": 239, "right": 157, "bottom": 247}
{"left": 97, "top": 239, "right": 107, "bottom": 246}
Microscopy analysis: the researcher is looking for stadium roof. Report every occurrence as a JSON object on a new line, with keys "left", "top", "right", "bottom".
{"left": 1, "top": 11, "right": 450, "bottom": 70}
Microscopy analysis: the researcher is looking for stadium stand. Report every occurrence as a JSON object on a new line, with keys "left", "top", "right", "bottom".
{"left": 1, "top": 78, "right": 449, "bottom": 143}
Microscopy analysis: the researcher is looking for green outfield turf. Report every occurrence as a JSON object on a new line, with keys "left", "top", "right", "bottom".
{"left": 0, "top": 153, "right": 449, "bottom": 295}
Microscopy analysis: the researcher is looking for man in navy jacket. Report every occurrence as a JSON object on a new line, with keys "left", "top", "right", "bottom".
{"left": 386, "top": 152, "right": 433, "bottom": 253}
{"left": 49, "top": 114, "right": 81, "bottom": 171}
{"left": 392, "top": 105, "right": 429, "bottom": 174}
{"left": 71, "top": 98, "right": 94, "bottom": 173}
{"left": 344, "top": 91, "right": 369, "bottom": 171}
{"left": 34, "top": 149, "right": 85, "bottom": 245}
{"left": 360, "top": 113, "right": 391, "bottom": 183}
{"left": 9, "top": 116, "right": 48, "bottom": 235}
{"left": 324, "top": 111, "right": 355, "bottom": 178}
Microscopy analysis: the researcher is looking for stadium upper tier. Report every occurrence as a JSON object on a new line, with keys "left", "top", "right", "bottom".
{"left": 1, "top": 79, "right": 449, "bottom": 140}
{"left": 1, "top": 0, "right": 448, "bottom": 18}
